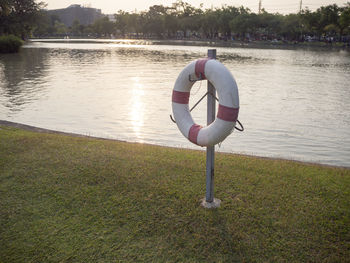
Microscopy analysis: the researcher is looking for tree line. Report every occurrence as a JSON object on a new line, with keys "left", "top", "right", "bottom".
{"left": 0, "top": 0, "right": 45, "bottom": 39}
{"left": 1, "top": 0, "right": 350, "bottom": 43}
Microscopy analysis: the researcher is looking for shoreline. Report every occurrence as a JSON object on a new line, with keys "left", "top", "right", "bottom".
{"left": 1, "top": 118, "right": 349, "bottom": 262}
{"left": 28, "top": 38, "right": 350, "bottom": 51}
{"left": 1, "top": 119, "right": 348, "bottom": 170}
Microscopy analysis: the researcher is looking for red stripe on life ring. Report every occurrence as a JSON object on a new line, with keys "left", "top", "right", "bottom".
{"left": 188, "top": 124, "right": 202, "bottom": 145}
{"left": 217, "top": 104, "right": 239, "bottom": 122}
{"left": 195, "top": 59, "right": 210, "bottom": 79}
{"left": 172, "top": 90, "right": 190, "bottom": 104}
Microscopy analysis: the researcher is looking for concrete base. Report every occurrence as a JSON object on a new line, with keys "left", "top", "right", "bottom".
{"left": 201, "top": 198, "right": 221, "bottom": 209}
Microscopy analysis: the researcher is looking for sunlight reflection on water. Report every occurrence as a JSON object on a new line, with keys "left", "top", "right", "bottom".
{"left": 0, "top": 40, "right": 349, "bottom": 167}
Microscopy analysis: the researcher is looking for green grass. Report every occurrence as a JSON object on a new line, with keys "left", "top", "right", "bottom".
{"left": 0, "top": 125, "right": 349, "bottom": 262}
{"left": 0, "top": 35, "right": 23, "bottom": 53}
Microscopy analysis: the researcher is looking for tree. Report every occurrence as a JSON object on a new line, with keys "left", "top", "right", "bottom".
{"left": 201, "top": 9, "right": 219, "bottom": 38}
{"left": 93, "top": 17, "right": 115, "bottom": 37}
{"left": 32, "top": 9, "right": 50, "bottom": 37}
{"left": 318, "top": 4, "right": 341, "bottom": 36}
{"left": 54, "top": 21, "right": 67, "bottom": 35}
{"left": 127, "top": 13, "right": 143, "bottom": 37}
{"left": 163, "top": 13, "right": 176, "bottom": 37}
{"left": 300, "top": 8, "right": 321, "bottom": 37}
{"left": 115, "top": 10, "right": 128, "bottom": 36}
{"left": 339, "top": 3, "right": 350, "bottom": 34}
{"left": 280, "top": 14, "right": 301, "bottom": 40}
{"left": 217, "top": 6, "right": 240, "bottom": 38}
{"left": 71, "top": 19, "right": 81, "bottom": 36}
{"left": 230, "top": 12, "right": 256, "bottom": 40}
{"left": 29, "top": 1, "right": 350, "bottom": 42}
{"left": 255, "top": 11, "right": 283, "bottom": 40}
{"left": 144, "top": 5, "right": 168, "bottom": 37}
{"left": 0, "top": 0, "right": 46, "bottom": 39}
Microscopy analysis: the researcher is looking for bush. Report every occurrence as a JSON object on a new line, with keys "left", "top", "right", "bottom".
{"left": 0, "top": 35, "right": 24, "bottom": 53}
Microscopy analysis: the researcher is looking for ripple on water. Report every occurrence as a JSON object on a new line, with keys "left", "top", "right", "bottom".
{"left": 0, "top": 41, "right": 349, "bottom": 167}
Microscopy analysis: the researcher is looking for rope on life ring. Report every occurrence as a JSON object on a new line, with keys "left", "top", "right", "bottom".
{"left": 171, "top": 58, "right": 240, "bottom": 147}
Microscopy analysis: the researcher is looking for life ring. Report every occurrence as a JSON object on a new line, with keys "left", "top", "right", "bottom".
{"left": 172, "top": 58, "right": 239, "bottom": 147}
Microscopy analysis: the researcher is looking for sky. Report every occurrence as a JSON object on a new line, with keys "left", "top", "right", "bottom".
{"left": 42, "top": 0, "right": 349, "bottom": 14}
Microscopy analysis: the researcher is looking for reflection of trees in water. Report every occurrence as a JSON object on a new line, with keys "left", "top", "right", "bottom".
{"left": 47, "top": 48, "right": 113, "bottom": 66}
{"left": 111, "top": 48, "right": 267, "bottom": 64}
{"left": 0, "top": 45, "right": 269, "bottom": 115}
{"left": 0, "top": 48, "right": 49, "bottom": 113}
{"left": 112, "top": 48, "right": 199, "bottom": 63}
{"left": 0, "top": 47, "right": 117, "bottom": 116}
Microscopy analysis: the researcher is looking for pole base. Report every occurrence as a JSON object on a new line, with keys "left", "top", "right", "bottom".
{"left": 201, "top": 198, "right": 221, "bottom": 209}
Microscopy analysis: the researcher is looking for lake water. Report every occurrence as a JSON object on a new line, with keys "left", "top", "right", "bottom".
{"left": 0, "top": 40, "right": 349, "bottom": 167}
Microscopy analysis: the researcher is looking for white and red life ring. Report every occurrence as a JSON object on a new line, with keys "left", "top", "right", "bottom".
{"left": 172, "top": 58, "right": 239, "bottom": 147}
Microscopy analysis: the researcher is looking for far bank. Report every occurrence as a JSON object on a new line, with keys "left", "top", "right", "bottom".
{"left": 29, "top": 37, "right": 350, "bottom": 51}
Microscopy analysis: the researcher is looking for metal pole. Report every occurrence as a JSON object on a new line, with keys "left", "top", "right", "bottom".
{"left": 202, "top": 49, "right": 221, "bottom": 208}
{"left": 206, "top": 49, "right": 216, "bottom": 202}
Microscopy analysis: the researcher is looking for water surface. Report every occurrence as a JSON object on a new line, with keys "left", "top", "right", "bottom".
{"left": 0, "top": 40, "right": 349, "bottom": 167}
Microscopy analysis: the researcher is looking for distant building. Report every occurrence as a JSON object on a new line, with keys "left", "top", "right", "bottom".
{"left": 47, "top": 4, "right": 104, "bottom": 27}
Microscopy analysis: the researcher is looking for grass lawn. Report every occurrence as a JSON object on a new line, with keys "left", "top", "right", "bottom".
{"left": 0, "top": 125, "right": 349, "bottom": 262}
